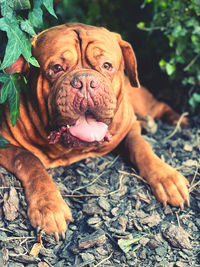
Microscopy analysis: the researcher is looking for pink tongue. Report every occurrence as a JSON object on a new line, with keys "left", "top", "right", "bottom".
{"left": 69, "top": 115, "right": 108, "bottom": 142}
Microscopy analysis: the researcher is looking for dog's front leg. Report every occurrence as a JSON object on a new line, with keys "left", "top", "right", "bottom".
{"left": 124, "top": 121, "right": 189, "bottom": 208}
{"left": 0, "top": 145, "right": 73, "bottom": 240}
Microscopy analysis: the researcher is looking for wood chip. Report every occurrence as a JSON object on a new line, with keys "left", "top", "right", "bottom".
{"left": 3, "top": 187, "right": 19, "bottom": 221}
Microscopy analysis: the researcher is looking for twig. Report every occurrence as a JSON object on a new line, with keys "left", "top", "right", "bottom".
{"left": 118, "top": 170, "right": 148, "bottom": 184}
{"left": 164, "top": 112, "right": 188, "bottom": 141}
{"left": 8, "top": 237, "right": 35, "bottom": 242}
{"left": 43, "top": 259, "right": 54, "bottom": 267}
{"left": 71, "top": 155, "right": 119, "bottom": 194}
{"left": 184, "top": 54, "right": 200, "bottom": 71}
{"left": 0, "top": 186, "right": 22, "bottom": 190}
{"left": 138, "top": 26, "right": 165, "bottom": 31}
{"left": 95, "top": 251, "right": 114, "bottom": 267}
{"left": 190, "top": 162, "right": 199, "bottom": 188}
{"left": 189, "top": 179, "right": 200, "bottom": 193}
{"left": 175, "top": 211, "right": 181, "bottom": 227}
{"left": 63, "top": 174, "right": 124, "bottom": 198}
{"left": 0, "top": 228, "right": 13, "bottom": 233}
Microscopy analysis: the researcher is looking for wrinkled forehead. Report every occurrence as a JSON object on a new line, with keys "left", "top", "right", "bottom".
{"left": 32, "top": 26, "right": 78, "bottom": 66}
{"left": 32, "top": 24, "right": 122, "bottom": 67}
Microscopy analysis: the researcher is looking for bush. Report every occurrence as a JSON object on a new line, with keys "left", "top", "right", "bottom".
{"left": 0, "top": 0, "right": 57, "bottom": 127}
{"left": 138, "top": 0, "right": 200, "bottom": 112}
{"left": 0, "top": 0, "right": 57, "bottom": 147}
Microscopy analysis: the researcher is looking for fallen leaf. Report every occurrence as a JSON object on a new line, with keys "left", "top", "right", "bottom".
{"left": 3, "top": 187, "right": 19, "bottom": 221}
{"left": 118, "top": 234, "right": 141, "bottom": 253}
{"left": 162, "top": 225, "right": 192, "bottom": 249}
{"left": 29, "top": 242, "right": 42, "bottom": 257}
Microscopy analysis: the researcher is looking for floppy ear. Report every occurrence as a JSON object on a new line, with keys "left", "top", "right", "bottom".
{"left": 114, "top": 33, "right": 140, "bottom": 88}
{"left": 4, "top": 55, "right": 28, "bottom": 75}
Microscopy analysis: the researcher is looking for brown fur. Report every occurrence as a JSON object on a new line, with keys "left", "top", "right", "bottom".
{"left": 0, "top": 23, "right": 189, "bottom": 238}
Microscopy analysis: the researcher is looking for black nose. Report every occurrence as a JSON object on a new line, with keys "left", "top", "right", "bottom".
{"left": 70, "top": 74, "right": 99, "bottom": 90}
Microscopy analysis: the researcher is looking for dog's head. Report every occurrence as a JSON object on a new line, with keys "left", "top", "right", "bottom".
{"left": 6, "top": 23, "right": 140, "bottom": 147}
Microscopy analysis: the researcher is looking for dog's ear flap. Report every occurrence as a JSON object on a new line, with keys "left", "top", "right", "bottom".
{"left": 4, "top": 55, "right": 28, "bottom": 75}
{"left": 114, "top": 33, "right": 140, "bottom": 88}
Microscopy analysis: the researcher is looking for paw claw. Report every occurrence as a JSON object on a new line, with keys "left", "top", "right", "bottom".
{"left": 180, "top": 202, "right": 184, "bottom": 210}
{"left": 61, "top": 232, "right": 66, "bottom": 240}
{"left": 36, "top": 226, "right": 41, "bottom": 234}
{"left": 186, "top": 198, "right": 190, "bottom": 207}
{"left": 54, "top": 232, "right": 59, "bottom": 242}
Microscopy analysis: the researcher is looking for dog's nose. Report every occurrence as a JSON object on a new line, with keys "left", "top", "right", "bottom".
{"left": 70, "top": 74, "right": 99, "bottom": 90}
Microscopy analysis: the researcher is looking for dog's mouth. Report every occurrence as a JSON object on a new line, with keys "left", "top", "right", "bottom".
{"left": 48, "top": 114, "right": 112, "bottom": 148}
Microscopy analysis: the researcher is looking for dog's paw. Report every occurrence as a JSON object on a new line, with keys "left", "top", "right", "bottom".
{"left": 27, "top": 190, "right": 73, "bottom": 241}
{"left": 148, "top": 165, "right": 189, "bottom": 209}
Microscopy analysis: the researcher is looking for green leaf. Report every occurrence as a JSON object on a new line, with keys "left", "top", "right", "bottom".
{"left": 191, "top": 35, "right": 198, "bottom": 44}
{"left": 20, "top": 20, "right": 36, "bottom": 36}
{"left": 0, "top": 72, "right": 10, "bottom": 84}
{"left": 0, "top": 17, "right": 23, "bottom": 69}
{"left": 166, "top": 63, "right": 176, "bottom": 75}
{"left": 28, "top": 0, "right": 57, "bottom": 28}
{"left": 0, "top": 75, "right": 13, "bottom": 105}
{"left": 0, "top": 74, "right": 10, "bottom": 103}
{"left": 118, "top": 234, "right": 141, "bottom": 253}
{"left": 32, "top": 0, "right": 43, "bottom": 9}
{"left": 176, "top": 56, "right": 185, "bottom": 64}
{"left": 187, "top": 77, "right": 195, "bottom": 85}
{"left": 8, "top": 76, "right": 20, "bottom": 126}
{"left": 0, "top": 0, "right": 14, "bottom": 19}
{"left": 12, "top": 0, "right": 31, "bottom": 10}
{"left": 43, "top": 0, "right": 57, "bottom": 18}
{"left": 28, "top": 7, "right": 43, "bottom": 28}
{"left": 0, "top": 17, "right": 39, "bottom": 69}
{"left": 189, "top": 93, "right": 200, "bottom": 113}
{"left": 0, "top": 136, "right": 9, "bottom": 149}
{"left": 0, "top": 73, "right": 21, "bottom": 126}
{"left": 167, "top": 34, "right": 175, "bottom": 47}
{"left": 176, "top": 39, "right": 186, "bottom": 56}
{"left": 159, "top": 58, "right": 166, "bottom": 67}
{"left": 185, "top": 18, "right": 197, "bottom": 27}
{"left": 28, "top": 57, "right": 40, "bottom": 67}
{"left": 137, "top": 22, "right": 145, "bottom": 29}
{"left": 172, "top": 24, "right": 187, "bottom": 38}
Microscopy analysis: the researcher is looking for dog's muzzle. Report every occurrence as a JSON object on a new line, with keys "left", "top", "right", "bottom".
{"left": 48, "top": 70, "right": 116, "bottom": 147}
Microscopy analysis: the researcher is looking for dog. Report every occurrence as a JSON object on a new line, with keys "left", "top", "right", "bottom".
{"left": 0, "top": 23, "right": 189, "bottom": 241}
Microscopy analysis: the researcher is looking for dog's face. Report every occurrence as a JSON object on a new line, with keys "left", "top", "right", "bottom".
{"left": 31, "top": 23, "right": 139, "bottom": 147}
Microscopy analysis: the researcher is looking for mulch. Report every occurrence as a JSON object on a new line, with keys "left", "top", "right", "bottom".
{"left": 0, "top": 116, "right": 200, "bottom": 267}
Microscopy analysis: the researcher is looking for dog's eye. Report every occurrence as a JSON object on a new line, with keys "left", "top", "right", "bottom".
{"left": 103, "top": 62, "right": 113, "bottom": 71}
{"left": 52, "top": 64, "right": 63, "bottom": 73}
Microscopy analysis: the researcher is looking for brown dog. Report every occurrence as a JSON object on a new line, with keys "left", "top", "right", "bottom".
{"left": 0, "top": 23, "right": 189, "bottom": 240}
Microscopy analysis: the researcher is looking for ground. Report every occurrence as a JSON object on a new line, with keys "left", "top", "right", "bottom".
{"left": 0, "top": 116, "right": 200, "bottom": 267}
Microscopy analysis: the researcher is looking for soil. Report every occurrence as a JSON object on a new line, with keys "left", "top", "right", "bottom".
{"left": 0, "top": 116, "right": 200, "bottom": 267}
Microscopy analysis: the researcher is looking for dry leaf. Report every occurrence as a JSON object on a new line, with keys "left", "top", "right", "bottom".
{"left": 3, "top": 187, "right": 19, "bottom": 221}
{"left": 29, "top": 242, "right": 42, "bottom": 257}
{"left": 38, "top": 262, "right": 49, "bottom": 267}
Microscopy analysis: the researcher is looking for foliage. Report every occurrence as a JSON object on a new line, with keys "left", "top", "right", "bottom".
{"left": 0, "top": 0, "right": 57, "bottom": 147}
{"left": 118, "top": 234, "right": 142, "bottom": 253}
{"left": 0, "top": 0, "right": 57, "bottom": 127}
{"left": 138, "top": 0, "right": 200, "bottom": 112}
{"left": 0, "top": 135, "right": 9, "bottom": 148}
{"left": 0, "top": 72, "right": 28, "bottom": 126}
